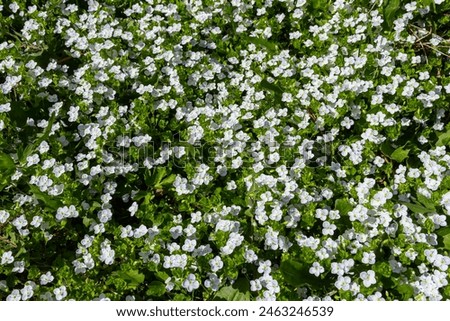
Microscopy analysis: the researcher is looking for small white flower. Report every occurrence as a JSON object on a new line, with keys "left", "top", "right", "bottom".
{"left": 53, "top": 286, "right": 67, "bottom": 301}
{"left": 360, "top": 270, "right": 376, "bottom": 287}
{"left": 128, "top": 202, "right": 138, "bottom": 216}
{"left": 309, "top": 262, "right": 325, "bottom": 277}
{"left": 182, "top": 239, "right": 196, "bottom": 252}
{"left": 0, "top": 103, "right": 11, "bottom": 113}
{"left": 40, "top": 272, "right": 54, "bottom": 285}
{"left": 99, "top": 241, "right": 115, "bottom": 265}
{"left": 362, "top": 252, "right": 376, "bottom": 265}
{"left": 182, "top": 274, "right": 199, "bottom": 292}
{"left": 26, "top": 154, "right": 40, "bottom": 167}
{"left": 12, "top": 261, "right": 25, "bottom": 273}
{"left": 0, "top": 210, "right": 10, "bottom": 224}
{"left": 209, "top": 256, "right": 224, "bottom": 272}
{"left": 173, "top": 146, "right": 186, "bottom": 158}
{"left": 1, "top": 251, "right": 14, "bottom": 265}
{"left": 335, "top": 275, "right": 351, "bottom": 291}
{"left": 9, "top": 2, "right": 20, "bottom": 13}
{"left": 6, "top": 289, "right": 21, "bottom": 301}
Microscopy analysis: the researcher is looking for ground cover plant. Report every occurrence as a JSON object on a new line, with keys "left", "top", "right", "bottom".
{"left": 1, "top": 0, "right": 450, "bottom": 301}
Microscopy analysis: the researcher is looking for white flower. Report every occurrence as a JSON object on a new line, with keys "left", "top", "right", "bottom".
{"left": 209, "top": 256, "right": 224, "bottom": 272}
{"left": 309, "top": 262, "right": 325, "bottom": 277}
{"left": 335, "top": 275, "right": 351, "bottom": 291}
{"left": 97, "top": 208, "right": 112, "bottom": 223}
{"left": 21, "top": 284, "right": 34, "bottom": 300}
{"left": 182, "top": 239, "right": 196, "bottom": 252}
{"left": 182, "top": 274, "right": 199, "bottom": 292}
{"left": 56, "top": 205, "right": 79, "bottom": 221}
{"left": 128, "top": 202, "right": 138, "bottom": 216}
{"left": 244, "top": 249, "right": 258, "bottom": 263}
{"left": 411, "top": 56, "right": 421, "bottom": 64}
{"left": 173, "top": 146, "right": 186, "bottom": 158}
{"left": 1, "top": 251, "right": 14, "bottom": 265}
{"left": 204, "top": 274, "right": 220, "bottom": 291}
{"left": 7, "top": 289, "right": 21, "bottom": 301}
{"left": 40, "top": 272, "right": 54, "bottom": 285}
{"left": 257, "top": 260, "right": 272, "bottom": 275}
{"left": 9, "top": 2, "right": 20, "bottom": 13}
{"left": 169, "top": 225, "right": 183, "bottom": 239}
{"left": 360, "top": 270, "right": 376, "bottom": 287}
{"left": 53, "top": 286, "right": 67, "bottom": 301}
{"left": 163, "top": 254, "right": 187, "bottom": 269}
{"left": 120, "top": 225, "right": 133, "bottom": 238}
{"left": 281, "top": 93, "right": 293, "bottom": 102}
{"left": 0, "top": 210, "right": 10, "bottom": 224}
{"left": 0, "top": 103, "right": 11, "bottom": 113}
{"left": 26, "top": 154, "right": 40, "bottom": 167}
{"left": 133, "top": 225, "right": 148, "bottom": 238}
{"left": 419, "top": 71, "right": 430, "bottom": 80}
{"left": 183, "top": 224, "right": 197, "bottom": 237}
{"left": 362, "top": 252, "right": 376, "bottom": 264}
{"left": 441, "top": 191, "right": 450, "bottom": 213}
{"left": 99, "top": 241, "right": 115, "bottom": 265}
{"left": 12, "top": 261, "right": 25, "bottom": 273}
{"left": 191, "top": 211, "right": 202, "bottom": 223}
{"left": 12, "top": 215, "right": 27, "bottom": 230}
{"left": 322, "top": 221, "right": 337, "bottom": 235}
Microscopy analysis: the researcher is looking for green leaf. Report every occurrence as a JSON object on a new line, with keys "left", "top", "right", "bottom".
{"left": 82, "top": 217, "right": 92, "bottom": 227}
{"left": 214, "top": 278, "right": 250, "bottom": 301}
{"left": 146, "top": 167, "right": 167, "bottom": 187}
{"left": 114, "top": 270, "right": 145, "bottom": 289}
{"left": 396, "top": 284, "right": 414, "bottom": 300}
{"left": 390, "top": 146, "right": 410, "bottom": 162}
{"left": 421, "top": 0, "right": 433, "bottom": 7}
{"left": 335, "top": 198, "right": 353, "bottom": 216}
{"left": 173, "top": 293, "right": 189, "bottom": 300}
{"left": 27, "top": 266, "right": 41, "bottom": 280}
{"left": 34, "top": 113, "right": 56, "bottom": 147}
{"left": 383, "top": 0, "right": 401, "bottom": 28}
{"left": 399, "top": 201, "right": 434, "bottom": 214}
{"left": 373, "top": 261, "right": 392, "bottom": 277}
{"left": 0, "top": 180, "right": 9, "bottom": 192}
{"left": 243, "top": 36, "right": 278, "bottom": 52}
{"left": 311, "top": 0, "right": 328, "bottom": 10}
{"left": 155, "top": 271, "right": 170, "bottom": 281}
{"left": 436, "top": 128, "right": 450, "bottom": 146}
{"left": 260, "top": 79, "right": 283, "bottom": 94}
{"left": 436, "top": 227, "right": 450, "bottom": 237}
{"left": 16, "top": 115, "right": 56, "bottom": 165}
{"left": 157, "top": 173, "right": 176, "bottom": 187}
{"left": 18, "top": 144, "right": 35, "bottom": 164}
{"left": 280, "top": 259, "right": 305, "bottom": 287}
{"left": 146, "top": 281, "right": 166, "bottom": 297}
{"left": 8, "top": 102, "right": 28, "bottom": 126}
{"left": 380, "top": 141, "right": 394, "bottom": 157}
{"left": 443, "top": 285, "right": 450, "bottom": 299}
{"left": 30, "top": 186, "right": 63, "bottom": 211}
{"left": 441, "top": 176, "right": 450, "bottom": 190}
{"left": 0, "top": 153, "right": 15, "bottom": 173}
{"left": 416, "top": 194, "right": 436, "bottom": 211}
{"left": 442, "top": 231, "right": 450, "bottom": 251}
{"left": 90, "top": 201, "right": 102, "bottom": 210}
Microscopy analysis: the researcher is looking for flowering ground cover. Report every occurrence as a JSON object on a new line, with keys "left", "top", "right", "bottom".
{"left": 1, "top": 0, "right": 450, "bottom": 301}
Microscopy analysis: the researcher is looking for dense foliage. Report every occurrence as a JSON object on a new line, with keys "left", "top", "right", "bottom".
{"left": 1, "top": 0, "right": 450, "bottom": 301}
